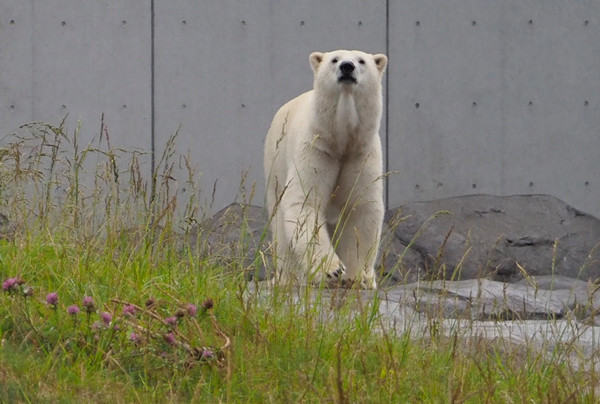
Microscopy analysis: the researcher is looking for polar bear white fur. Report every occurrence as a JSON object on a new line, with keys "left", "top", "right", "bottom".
{"left": 264, "top": 50, "right": 387, "bottom": 289}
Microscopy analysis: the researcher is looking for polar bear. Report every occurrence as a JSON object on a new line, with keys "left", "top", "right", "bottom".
{"left": 264, "top": 50, "right": 387, "bottom": 289}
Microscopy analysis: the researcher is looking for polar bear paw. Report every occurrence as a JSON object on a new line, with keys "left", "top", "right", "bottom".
{"left": 325, "top": 266, "right": 346, "bottom": 280}
{"left": 314, "top": 266, "right": 346, "bottom": 288}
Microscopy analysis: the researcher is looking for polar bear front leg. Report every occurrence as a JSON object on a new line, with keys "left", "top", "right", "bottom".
{"left": 333, "top": 150, "right": 384, "bottom": 289}
{"left": 281, "top": 152, "right": 346, "bottom": 285}
{"left": 334, "top": 200, "right": 382, "bottom": 289}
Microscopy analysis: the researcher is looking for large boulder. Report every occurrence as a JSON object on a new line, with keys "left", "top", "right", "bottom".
{"left": 383, "top": 194, "right": 600, "bottom": 282}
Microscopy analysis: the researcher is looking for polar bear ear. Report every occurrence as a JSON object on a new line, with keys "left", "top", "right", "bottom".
{"left": 373, "top": 54, "right": 388, "bottom": 74}
{"left": 310, "top": 52, "right": 325, "bottom": 73}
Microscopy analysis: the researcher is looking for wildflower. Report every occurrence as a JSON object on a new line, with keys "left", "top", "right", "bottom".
{"left": 2, "top": 277, "right": 17, "bottom": 292}
{"left": 123, "top": 304, "right": 136, "bottom": 317}
{"left": 46, "top": 292, "right": 58, "bottom": 306}
{"left": 201, "top": 349, "right": 214, "bottom": 360}
{"left": 100, "top": 311, "right": 112, "bottom": 325}
{"left": 186, "top": 303, "right": 197, "bottom": 317}
{"left": 3, "top": 277, "right": 24, "bottom": 292}
{"left": 129, "top": 332, "right": 140, "bottom": 343}
{"left": 67, "top": 305, "right": 80, "bottom": 315}
{"left": 82, "top": 296, "right": 95, "bottom": 313}
{"left": 164, "top": 316, "right": 178, "bottom": 327}
{"left": 202, "top": 298, "right": 214, "bottom": 311}
{"left": 164, "top": 332, "right": 176, "bottom": 345}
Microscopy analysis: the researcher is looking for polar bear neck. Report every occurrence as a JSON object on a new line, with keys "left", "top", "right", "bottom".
{"left": 334, "top": 93, "right": 360, "bottom": 134}
{"left": 312, "top": 89, "right": 381, "bottom": 150}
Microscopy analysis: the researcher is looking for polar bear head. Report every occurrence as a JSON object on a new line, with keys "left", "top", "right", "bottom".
{"left": 309, "top": 50, "right": 387, "bottom": 94}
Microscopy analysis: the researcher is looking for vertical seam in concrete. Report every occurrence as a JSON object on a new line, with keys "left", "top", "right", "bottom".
{"left": 31, "top": 2, "right": 36, "bottom": 121}
{"left": 150, "top": 0, "right": 156, "bottom": 176}
{"left": 384, "top": 0, "right": 390, "bottom": 210}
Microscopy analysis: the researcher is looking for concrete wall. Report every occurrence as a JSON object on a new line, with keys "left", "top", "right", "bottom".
{"left": 1, "top": 1, "right": 599, "bottom": 217}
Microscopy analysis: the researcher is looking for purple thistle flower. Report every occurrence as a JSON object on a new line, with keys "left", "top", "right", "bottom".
{"left": 123, "top": 304, "right": 136, "bottom": 317}
{"left": 67, "top": 305, "right": 80, "bottom": 315}
{"left": 100, "top": 311, "right": 112, "bottom": 325}
{"left": 201, "top": 349, "right": 214, "bottom": 360}
{"left": 164, "top": 316, "right": 178, "bottom": 327}
{"left": 46, "top": 292, "right": 58, "bottom": 306}
{"left": 83, "top": 296, "right": 95, "bottom": 313}
{"left": 164, "top": 332, "right": 176, "bottom": 345}
{"left": 129, "top": 332, "right": 140, "bottom": 343}
{"left": 2, "top": 277, "right": 17, "bottom": 292}
{"left": 186, "top": 303, "right": 197, "bottom": 317}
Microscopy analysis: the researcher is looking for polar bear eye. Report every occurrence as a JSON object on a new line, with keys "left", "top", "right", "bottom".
{"left": 358, "top": 59, "right": 365, "bottom": 65}
{"left": 331, "top": 58, "right": 338, "bottom": 64}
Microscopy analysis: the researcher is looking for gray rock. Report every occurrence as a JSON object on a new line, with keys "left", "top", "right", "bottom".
{"left": 385, "top": 194, "right": 600, "bottom": 282}
{"left": 381, "top": 275, "right": 600, "bottom": 321}
{"left": 189, "top": 203, "right": 270, "bottom": 280}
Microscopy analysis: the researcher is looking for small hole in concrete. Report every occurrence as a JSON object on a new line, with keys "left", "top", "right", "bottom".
{"left": 416, "top": 21, "right": 421, "bottom": 26}
{"left": 61, "top": 21, "right": 66, "bottom": 27}
{"left": 415, "top": 102, "right": 420, "bottom": 109}
{"left": 300, "top": 20, "right": 304, "bottom": 26}
{"left": 529, "top": 181, "right": 534, "bottom": 187}
{"left": 472, "top": 183, "right": 477, "bottom": 189}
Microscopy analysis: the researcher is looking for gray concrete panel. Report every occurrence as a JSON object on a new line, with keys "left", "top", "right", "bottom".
{"left": 388, "top": 1, "right": 510, "bottom": 205}
{"left": 154, "top": 0, "right": 386, "bottom": 210}
{"left": 30, "top": 1, "right": 152, "bottom": 152}
{"left": 387, "top": 1, "right": 600, "bottom": 217}
{"left": 1, "top": 2, "right": 151, "bottom": 155}
{"left": 499, "top": 1, "right": 600, "bottom": 216}
{"left": 0, "top": 2, "right": 34, "bottom": 132}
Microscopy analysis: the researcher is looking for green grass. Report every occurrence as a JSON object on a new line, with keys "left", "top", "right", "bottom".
{"left": 0, "top": 121, "right": 597, "bottom": 402}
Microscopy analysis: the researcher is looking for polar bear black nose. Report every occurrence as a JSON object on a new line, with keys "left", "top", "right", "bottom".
{"left": 339, "top": 62, "right": 355, "bottom": 74}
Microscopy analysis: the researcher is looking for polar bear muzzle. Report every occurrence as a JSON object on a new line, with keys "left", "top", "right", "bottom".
{"left": 338, "top": 61, "right": 357, "bottom": 84}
